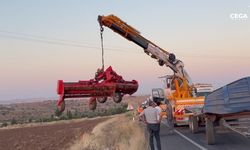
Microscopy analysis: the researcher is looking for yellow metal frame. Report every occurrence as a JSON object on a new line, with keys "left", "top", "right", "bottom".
{"left": 98, "top": 14, "right": 207, "bottom": 124}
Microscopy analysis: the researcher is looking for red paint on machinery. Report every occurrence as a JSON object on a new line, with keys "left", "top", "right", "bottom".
{"left": 57, "top": 66, "right": 138, "bottom": 112}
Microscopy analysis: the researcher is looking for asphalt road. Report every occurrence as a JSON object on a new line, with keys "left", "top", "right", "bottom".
{"left": 157, "top": 120, "right": 250, "bottom": 150}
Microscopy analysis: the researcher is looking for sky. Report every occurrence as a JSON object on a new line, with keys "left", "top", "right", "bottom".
{"left": 0, "top": 0, "right": 250, "bottom": 101}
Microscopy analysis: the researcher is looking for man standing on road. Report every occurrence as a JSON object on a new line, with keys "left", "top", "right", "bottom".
{"left": 139, "top": 100, "right": 162, "bottom": 150}
{"left": 155, "top": 101, "right": 162, "bottom": 121}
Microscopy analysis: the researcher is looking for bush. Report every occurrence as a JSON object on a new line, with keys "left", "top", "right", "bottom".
{"left": 11, "top": 118, "right": 17, "bottom": 125}
{"left": 67, "top": 110, "right": 73, "bottom": 119}
{"left": 28, "top": 118, "right": 32, "bottom": 123}
{"left": 20, "top": 103, "right": 129, "bottom": 124}
{"left": 54, "top": 108, "right": 62, "bottom": 117}
{"left": 59, "top": 115, "right": 67, "bottom": 120}
{"left": 80, "top": 103, "right": 128, "bottom": 118}
{"left": 1, "top": 122, "right": 8, "bottom": 127}
{"left": 73, "top": 109, "right": 80, "bottom": 119}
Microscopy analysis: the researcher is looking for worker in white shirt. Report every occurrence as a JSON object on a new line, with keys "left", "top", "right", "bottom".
{"left": 155, "top": 101, "right": 162, "bottom": 121}
{"left": 139, "top": 100, "right": 162, "bottom": 150}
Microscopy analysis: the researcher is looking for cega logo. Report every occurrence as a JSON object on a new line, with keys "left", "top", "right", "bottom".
{"left": 230, "top": 13, "right": 248, "bottom": 20}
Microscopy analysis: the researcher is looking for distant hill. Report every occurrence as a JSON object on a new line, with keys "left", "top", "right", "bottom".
{"left": 0, "top": 95, "right": 148, "bottom": 123}
{"left": 0, "top": 97, "right": 58, "bottom": 105}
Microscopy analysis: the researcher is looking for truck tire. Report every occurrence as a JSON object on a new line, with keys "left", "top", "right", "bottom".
{"left": 113, "top": 93, "right": 122, "bottom": 103}
{"left": 206, "top": 117, "right": 215, "bottom": 145}
{"left": 97, "top": 97, "right": 107, "bottom": 103}
{"left": 58, "top": 101, "right": 65, "bottom": 113}
{"left": 189, "top": 116, "right": 198, "bottom": 133}
{"left": 89, "top": 97, "right": 97, "bottom": 110}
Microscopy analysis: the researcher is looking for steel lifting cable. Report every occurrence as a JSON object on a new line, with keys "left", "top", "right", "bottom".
{"left": 100, "top": 25, "right": 104, "bottom": 70}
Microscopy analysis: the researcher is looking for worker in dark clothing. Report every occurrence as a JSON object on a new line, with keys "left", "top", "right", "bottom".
{"left": 139, "top": 100, "right": 162, "bottom": 150}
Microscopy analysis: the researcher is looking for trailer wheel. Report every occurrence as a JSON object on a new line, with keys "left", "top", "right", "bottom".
{"left": 189, "top": 116, "right": 198, "bottom": 133}
{"left": 89, "top": 97, "right": 97, "bottom": 110}
{"left": 58, "top": 101, "right": 65, "bottom": 113}
{"left": 206, "top": 117, "right": 215, "bottom": 145}
{"left": 97, "top": 97, "right": 107, "bottom": 103}
{"left": 113, "top": 93, "right": 122, "bottom": 103}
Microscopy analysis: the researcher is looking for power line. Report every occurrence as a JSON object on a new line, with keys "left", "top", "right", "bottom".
{"left": 0, "top": 30, "right": 86, "bottom": 45}
{"left": 0, "top": 30, "right": 133, "bottom": 49}
{"left": 0, "top": 30, "right": 249, "bottom": 60}
{"left": 0, "top": 30, "right": 142, "bottom": 53}
{"left": 0, "top": 31, "right": 143, "bottom": 54}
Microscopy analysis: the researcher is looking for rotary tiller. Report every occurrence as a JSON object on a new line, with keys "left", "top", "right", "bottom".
{"left": 57, "top": 66, "right": 138, "bottom": 112}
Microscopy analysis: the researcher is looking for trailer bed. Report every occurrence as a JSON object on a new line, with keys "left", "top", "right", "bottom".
{"left": 185, "top": 77, "right": 250, "bottom": 144}
{"left": 204, "top": 77, "right": 250, "bottom": 115}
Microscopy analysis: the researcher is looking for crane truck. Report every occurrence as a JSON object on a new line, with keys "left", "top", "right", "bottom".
{"left": 98, "top": 14, "right": 213, "bottom": 124}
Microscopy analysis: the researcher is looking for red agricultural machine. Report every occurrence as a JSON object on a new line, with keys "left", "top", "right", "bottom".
{"left": 57, "top": 66, "right": 138, "bottom": 112}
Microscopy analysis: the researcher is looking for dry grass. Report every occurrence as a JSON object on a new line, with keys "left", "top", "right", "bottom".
{"left": 0, "top": 116, "right": 113, "bottom": 130}
{"left": 69, "top": 112, "right": 148, "bottom": 150}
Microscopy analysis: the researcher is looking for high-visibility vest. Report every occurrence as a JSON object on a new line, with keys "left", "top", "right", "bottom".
{"left": 137, "top": 107, "right": 143, "bottom": 114}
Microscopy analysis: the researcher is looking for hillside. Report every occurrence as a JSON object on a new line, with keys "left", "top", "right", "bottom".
{"left": 0, "top": 96, "right": 149, "bottom": 150}
{"left": 0, "top": 96, "right": 148, "bottom": 125}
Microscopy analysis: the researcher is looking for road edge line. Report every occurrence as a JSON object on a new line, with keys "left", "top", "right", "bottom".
{"left": 174, "top": 129, "right": 207, "bottom": 150}
{"left": 161, "top": 121, "right": 207, "bottom": 150}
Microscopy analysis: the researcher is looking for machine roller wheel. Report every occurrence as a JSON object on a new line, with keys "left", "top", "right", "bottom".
{"left": 113, "top": 92, "right": 122, "bottom": 103}
{"left": 89, "top": 97, "right": 97, "bottom": 110}
{"left": 97, "top": 97, "right": 108, "bottom": 103}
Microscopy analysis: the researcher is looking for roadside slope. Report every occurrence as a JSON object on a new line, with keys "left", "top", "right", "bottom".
{"left": 70, "top": 113, "right": 148, "bottom": 150}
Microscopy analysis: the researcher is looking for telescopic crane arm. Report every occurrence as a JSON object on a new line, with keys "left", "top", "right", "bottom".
{"left": 98, "top": 14, "right": 191, "bottom": 83}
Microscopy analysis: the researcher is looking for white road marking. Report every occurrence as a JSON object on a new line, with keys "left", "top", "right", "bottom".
{"left": 161, "top": 121, "right": 207, "bottom": 150}
{"left": 174, "top": 129, "right": 207, "bottom": 150}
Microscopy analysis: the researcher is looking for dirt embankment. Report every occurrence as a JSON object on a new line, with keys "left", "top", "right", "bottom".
{"left": 70, "top": 113, "right": 148, "bottom": 150}
{"left": 0, "top": 118, "right": 107, "bottom": 150}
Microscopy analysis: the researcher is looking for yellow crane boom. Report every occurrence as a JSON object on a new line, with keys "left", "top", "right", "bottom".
{"left": 98, "top": 14, "right": 193, "bottom": 99}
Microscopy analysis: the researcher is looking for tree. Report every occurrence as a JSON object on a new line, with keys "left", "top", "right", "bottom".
{"left": 67, "top": 110, "right": 72, "bottom": 119}
{"left": 11, "top": 118, "right": 17, "bottom": 125}
{"left": 1, "top": 122, "right": 8, "bottom": 127}
{"left": 74, "top": 109, "right": 79, "bottom": 118}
